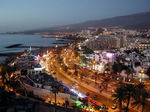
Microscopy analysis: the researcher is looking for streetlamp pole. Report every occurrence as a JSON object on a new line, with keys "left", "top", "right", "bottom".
{"left": 139, "top": 69, "right": 144, "bottom": 83}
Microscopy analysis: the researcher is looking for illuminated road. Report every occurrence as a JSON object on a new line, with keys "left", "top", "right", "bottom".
{"left": 41, "top": 48, "right": 139, "bottom": 112}
{"left": 44, "top": 58, "right": 114, "bottom": 111}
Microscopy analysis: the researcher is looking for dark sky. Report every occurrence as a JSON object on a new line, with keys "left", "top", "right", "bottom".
{"left": 0, "top": 0, "right": 150, "bottom": 32}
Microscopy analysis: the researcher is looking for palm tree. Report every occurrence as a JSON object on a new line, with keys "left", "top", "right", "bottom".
{"left": 113, "top": 84, "right": 136, "bottom": 112}
{"left": 51, "top": 84, "right": 63, "bottom": 112}
{"left": 113, "top": 83, "right": 149, "bottom": 112}
{"left": 133, "top": 83, "right": 149, "bottom": 112}
{"left": 51, "top": 84, "right": 60, "bottom": 105}
{"left": 124, "top": 84, "right": 135, "bottom": 112}
{"left": 112, "top": 62, "right": 124, "bottom": 76}
{"left": 140, "top": 91, "right": 149, "bottom": 112}
{"left": 124, "top": 66, "right": 132, "bottom": 80}
{"left": 112, "top": 84, "right": 127, "bottom": 111}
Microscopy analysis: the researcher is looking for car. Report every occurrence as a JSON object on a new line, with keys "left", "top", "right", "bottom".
{"left": 111, "top": 104, "right": 117, "bottom": 109}
{"left": 96, "top": 105, "right": 108, "bottom": 112}
{"left": 72, "top": 82, "right": 78, "bottom": 89}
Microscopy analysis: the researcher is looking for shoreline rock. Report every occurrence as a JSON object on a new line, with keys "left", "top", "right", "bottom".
{"left": 5, "top": 44, "right": 23, "bottom": 48}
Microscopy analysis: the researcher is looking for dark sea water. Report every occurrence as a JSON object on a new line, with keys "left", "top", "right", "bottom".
{"left": 0, "top": 34, "right": 63, "bottom": 53}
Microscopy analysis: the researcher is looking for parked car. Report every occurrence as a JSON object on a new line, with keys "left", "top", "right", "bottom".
{"left": 96, "top": 105, "right": 108, "bottom": 112}
{"left": 111, "top": 104, "right": 117, "bottom": 109}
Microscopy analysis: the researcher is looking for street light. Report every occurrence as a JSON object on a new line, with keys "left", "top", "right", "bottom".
{"left": 92, "top": 60, "right": 96, "bottom": 70}
{"left": 139, "top": 69, "right": 144, "bottom": 83}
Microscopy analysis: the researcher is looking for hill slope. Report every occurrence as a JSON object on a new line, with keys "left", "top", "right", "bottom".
{"left": 22, "top": 12, "right": 150, "bottom": 34}
{"left": 68, "top": 12, "right": 150, "bottom": 29}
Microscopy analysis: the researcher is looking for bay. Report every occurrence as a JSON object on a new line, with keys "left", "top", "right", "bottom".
{"left": 0, "top": 34, "right": 65, "bottom": 53}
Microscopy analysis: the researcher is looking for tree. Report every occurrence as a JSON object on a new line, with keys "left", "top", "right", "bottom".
{"left": 51, "top": 84, "right": 61, "bottom": 105}
{"left": 83, "top": 46, "right": 94, "bottom": 54}
{"left": 112, "top": 62, "right": 124, "bottom": 75}
{"left": 112, "top": 84, "right": 127, "bottom": 111}
{"left": 112, "top": 62, "right": 119, "bottom": 74}
{"left": 124, "top": 66, "right": 133, "bottom": 80}
{"left": 113, "top": 84, "right": 137, "bottom": 112}
{"left": 124, "top": 84, "right": 135, "bottom": 112}
{"left": 133, "top": 83, "right": 150, "bottom": 112}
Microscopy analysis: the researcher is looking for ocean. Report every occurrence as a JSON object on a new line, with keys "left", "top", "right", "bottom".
{"left": 0, "top": 34, "right": 65, "bottom": 53}
{"left": 0, "top": 34, "right": 68, "bottom": 63}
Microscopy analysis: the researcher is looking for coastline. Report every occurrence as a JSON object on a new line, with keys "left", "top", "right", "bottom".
{"left": 0, "top": 34, "right": 74, "bottom": 64}
{"left": 0, "top": 44, "right": 69, "bottom": 57}
{"left": 0, "top": 52, "right": 22, "bottom": 56}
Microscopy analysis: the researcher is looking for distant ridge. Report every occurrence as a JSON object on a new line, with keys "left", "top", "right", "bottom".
{"left": 64, "top": 12, "right": 150, "bottom": 29}
{"left": 21, "top": 12, "right": 150, "bottom": 34}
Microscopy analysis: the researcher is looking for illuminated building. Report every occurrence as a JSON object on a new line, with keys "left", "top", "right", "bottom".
{"left": 85, "top": 36, "right": 120, "bottom": 50}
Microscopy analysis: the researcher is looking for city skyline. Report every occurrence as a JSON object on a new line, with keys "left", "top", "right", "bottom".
{"left": 0, "top": 0, "right": 150, "bottom": 32}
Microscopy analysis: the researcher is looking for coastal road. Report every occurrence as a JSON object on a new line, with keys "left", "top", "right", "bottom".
{"left": 46, "top": 56, "right": 118, "bottom": 110}
{"left": 42, "top": 48, "right": 139, "bottom": 112}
